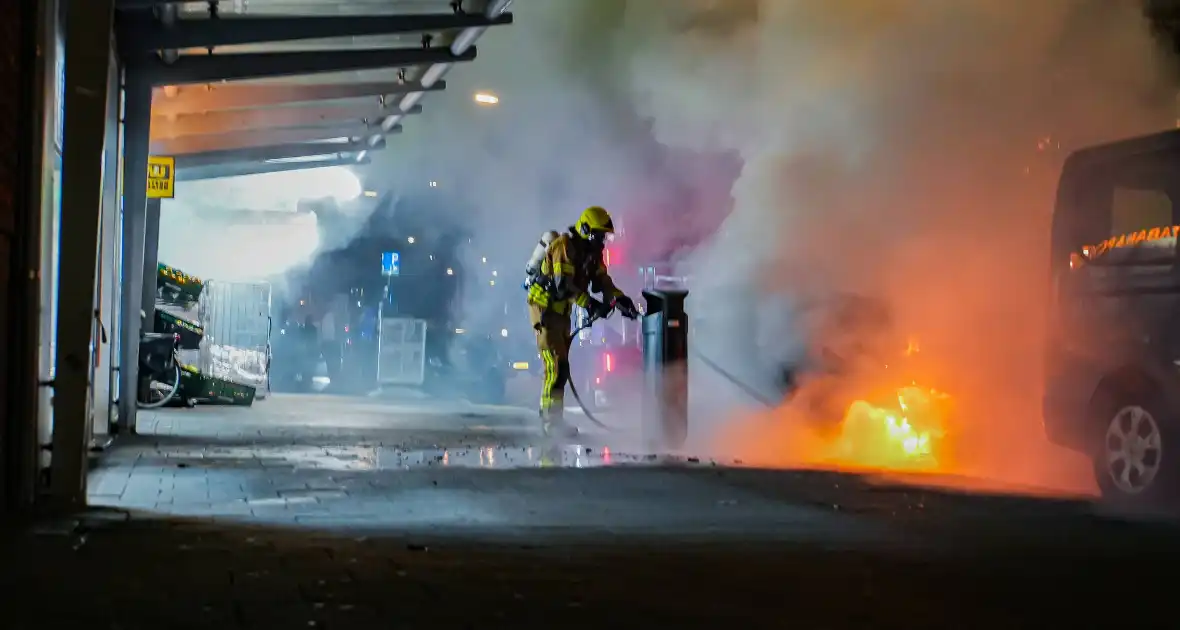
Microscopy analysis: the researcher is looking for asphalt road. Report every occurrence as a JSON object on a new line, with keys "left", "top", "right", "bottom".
{"left": 3, "top": 394, "right": 1176, "bottom": 628}
{"left": 4, "top": 491, "right": 1178, "bottom": 629}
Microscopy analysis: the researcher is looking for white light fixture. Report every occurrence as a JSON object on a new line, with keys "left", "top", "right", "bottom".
{"left": 481, "top": 257, "right": 487, "bottom": 264}
{"left": 500, "top": 328, "right": 508, "bottom": 337}
{"left": 455, "top": 328, "right": 466, "bottom": 334}
{"left": 363, "top": 190, "right": 378, "bottom": 198}
{"left": 474, "top": 92, "right": 499, "bottom": 105}
{"left": 491, "top": 270, "right": 497, "bottom": 277}
{"left": 407, "top": 236, "right": 415, "bottom": 244}
{"left": 429, "top": 180, "right": 438, "bottom": 188}
{"left": 489, "top": 280, "right": 495, "bottom": 286}
{"left": 446, "top": 267, "right": 454, "bottom": 275}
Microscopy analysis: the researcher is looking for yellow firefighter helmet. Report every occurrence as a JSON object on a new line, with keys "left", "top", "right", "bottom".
{"left": 575, "top": 206, "right": 615, "bottom": 239}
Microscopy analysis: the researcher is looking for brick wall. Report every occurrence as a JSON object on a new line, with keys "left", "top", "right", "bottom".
{"left": 0, "top": 0, "right": 23, "bottom": 232}
{"left": 0, "top": 0, "right": 35, "bottom": 512}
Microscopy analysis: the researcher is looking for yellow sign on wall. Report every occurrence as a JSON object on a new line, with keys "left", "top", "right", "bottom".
{"left": 147, "top": 155, "right": 175, "bottom": 199}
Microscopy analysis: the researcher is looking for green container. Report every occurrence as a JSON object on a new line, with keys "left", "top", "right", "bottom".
{"left": 154, "top": 309, "right": 204, "bottom": 350}
{"left": 157, "top": 263, "right": 204, "bottom": 305}
{"left": 179, "top": 368, "right": 256, "bottom": 407}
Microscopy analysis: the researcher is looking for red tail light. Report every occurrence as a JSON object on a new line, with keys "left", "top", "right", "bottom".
{"left": 603, "top": 248, "right": 611, "bottom": 267}
{"left": 603, "top": 352, "right": 613, "bottom": 373}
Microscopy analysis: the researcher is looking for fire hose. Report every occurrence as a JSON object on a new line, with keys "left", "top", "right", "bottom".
{"left": 689, "top": 349, "right": 781, "bottom": 409}
{"left": 564, "top": 307, "right": 785, "bottom": 434}
{"left": 565, "top": 309, "right": 625, "bottom": 433}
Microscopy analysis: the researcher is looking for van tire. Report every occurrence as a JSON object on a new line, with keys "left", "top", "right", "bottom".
{"left": 1091, "top": 390, "right": 1178, "bottom": 507}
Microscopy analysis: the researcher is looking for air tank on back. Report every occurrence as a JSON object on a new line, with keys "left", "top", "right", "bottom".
{"left": 523, "top": 230, "right": 561, "bottom": 288}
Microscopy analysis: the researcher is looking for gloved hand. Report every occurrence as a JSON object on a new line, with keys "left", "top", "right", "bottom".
{"left": 613, "top": 295, "right": 639, "bottom": 319}
{"left": 586, "top": 297, "right": 613, "bottom": 321}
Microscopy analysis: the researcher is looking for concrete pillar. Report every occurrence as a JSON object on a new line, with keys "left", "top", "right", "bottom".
{"left": 49, "top": 0, "right": 116, "bottom": 506}
{"left": 28, "top": 0, "right": 60, "bottom": 502}
{"left": 34, "top": 1, "right": 62, "bottom": 480}
{"left": 116, "top": 76, "right": 152, "bottom": 435}
{"left": 93, "top": 50, "right": 123, "bottom": 440}
{"left": 141, "top": 198, "right": 161, "bottom": 327}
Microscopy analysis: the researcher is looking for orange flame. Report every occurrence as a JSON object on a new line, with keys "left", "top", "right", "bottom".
{"left": 827, "top": 385, "right": 951, "bottom": 471}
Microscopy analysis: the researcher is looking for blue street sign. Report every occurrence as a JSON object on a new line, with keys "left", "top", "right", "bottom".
{"left": 381, "top": 251, "right": 400, "bottom": 276}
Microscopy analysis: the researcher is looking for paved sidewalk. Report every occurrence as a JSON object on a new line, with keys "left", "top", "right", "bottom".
{"left": 85, "top": 395, "right": 1168, "bottom": 546}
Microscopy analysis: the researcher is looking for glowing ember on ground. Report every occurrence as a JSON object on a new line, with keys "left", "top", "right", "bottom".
{"left": 828, "top": 386, "right": 950, "bottom": 471}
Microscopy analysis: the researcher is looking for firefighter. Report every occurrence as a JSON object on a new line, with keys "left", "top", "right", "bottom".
{"left": 526, "top": 206, "right": 639, "bottom": 437}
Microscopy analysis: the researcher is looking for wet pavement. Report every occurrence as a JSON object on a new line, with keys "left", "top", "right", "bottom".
{"left": 0, "top": 393, "right": 1167, "bottom": 626}
{"left": 88, "top": 395, "right": 885, "bottom": 543}
{"left": 81, "top": 394, "right": 1168, "bottom": 545}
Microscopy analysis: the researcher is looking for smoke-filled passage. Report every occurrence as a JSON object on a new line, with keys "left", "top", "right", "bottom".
{"left": 599, "top": 0, "right": 1177, "bottom": 491}
{"left": 150, "top": 0, "right": 1180, "bottom": 492}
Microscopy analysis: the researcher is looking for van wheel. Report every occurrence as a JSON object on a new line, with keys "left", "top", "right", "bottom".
{"left": 1093, "top": 396, "right": 1175, "bottom": 505}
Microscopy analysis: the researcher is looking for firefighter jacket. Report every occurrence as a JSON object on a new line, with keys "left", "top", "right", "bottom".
{"left": 526, "top": 233, "right": 623, "bottom": 314}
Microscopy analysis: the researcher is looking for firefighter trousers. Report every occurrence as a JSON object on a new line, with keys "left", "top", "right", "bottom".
{"left": 528, "top": 303, "right": 571, "bottom": 420}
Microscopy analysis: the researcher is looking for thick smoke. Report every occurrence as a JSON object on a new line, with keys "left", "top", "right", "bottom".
{"left": 379, "top": 0, "right": 739, "bottom": 337}
{"left": 332, "top": 0, "right": 1175, "bottom": 488}
{"left": 157, "top": 168, "right": 380, "bottom": 288}
{"left": 601, "top": 0, "right": 1176, "bottom": 488}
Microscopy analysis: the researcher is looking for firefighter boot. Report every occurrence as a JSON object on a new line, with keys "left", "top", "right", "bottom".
{"left": 540, "top": 408, "right": 579, "bottom": 439}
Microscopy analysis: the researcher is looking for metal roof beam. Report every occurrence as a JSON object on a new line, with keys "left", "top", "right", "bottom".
{"left": 368, "top": 0, "right": 510, "bottom": 147}
{"left": 127, "top": 46, "right": 477, "bottom": 86}
{"left": 151, "top": 80, "right": 445, "bottom": 115}
{"left": 151, "top": 103, "right": 420, "bottom": 139}
{"left": 151, "top": 123, "right": 397, "bottom": 155}
{"left": 174, "top": 138, "right": 386, "bottom": 169}
{"left": 117, "top": 0, "right": 194, "bottom": 7}
{"left": 117, "top": 12, "right": 513, "bottom": 54}
{"left": 176, "top": 155, "right": 371, "bottom": 182}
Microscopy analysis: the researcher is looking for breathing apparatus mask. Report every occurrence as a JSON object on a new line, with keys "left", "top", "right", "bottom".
{"left": 578, "top": 222, "right": 610, "bottom": 250}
